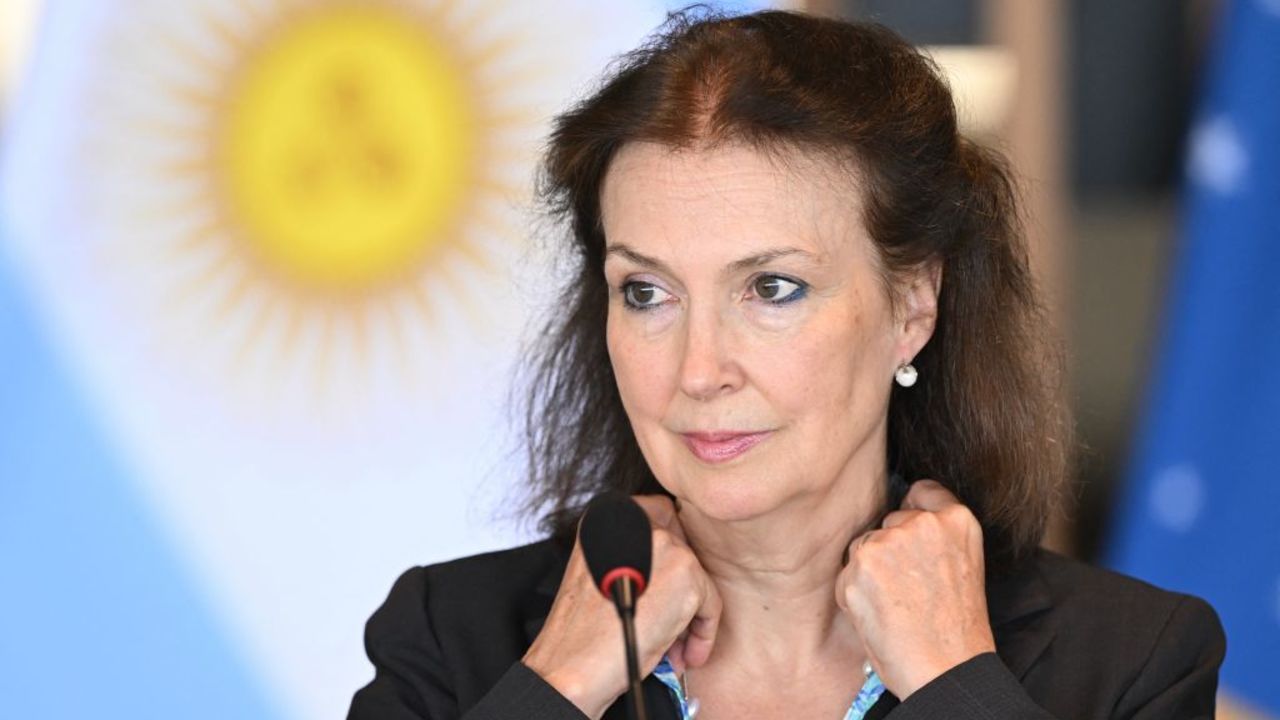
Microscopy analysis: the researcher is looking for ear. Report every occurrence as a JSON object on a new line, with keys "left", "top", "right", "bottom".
{"left": 895, "top": 261, "right": 942, "bottom": 362}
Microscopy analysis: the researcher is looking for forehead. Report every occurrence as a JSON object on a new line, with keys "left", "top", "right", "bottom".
{"left": 600, "top": 141, "right": 870, "bottom": 259}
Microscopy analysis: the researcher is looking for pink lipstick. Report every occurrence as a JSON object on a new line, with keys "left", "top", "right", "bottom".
{"left": 681, "top": 431, "right": 772, "bottom": 463}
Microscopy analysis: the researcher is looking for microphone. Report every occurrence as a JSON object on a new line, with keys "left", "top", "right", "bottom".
{"left": 579, "top": 494, "right": 652, "bottom": 720}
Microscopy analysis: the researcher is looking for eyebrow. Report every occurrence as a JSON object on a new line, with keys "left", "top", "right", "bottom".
{"left": 604, "top": 244, "right": 819, "bottom": 276}
{"left": 725, "top": 247, "right": 819, "bottom": 273}
{"left": 604, "top": 245, "right": 677, "bottom": 276}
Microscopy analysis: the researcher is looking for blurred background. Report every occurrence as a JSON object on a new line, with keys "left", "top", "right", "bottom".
{"left": 1, "top": 0, "right": 1275, "bottom": 718}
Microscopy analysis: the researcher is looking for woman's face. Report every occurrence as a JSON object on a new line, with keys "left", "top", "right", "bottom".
{"left": 601, "top": 142, "right": 937, "bottom": 523}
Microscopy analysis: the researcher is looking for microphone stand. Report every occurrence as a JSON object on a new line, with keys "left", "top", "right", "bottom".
{"left": 610, "top": 577, "right": 648, "bottom": 720}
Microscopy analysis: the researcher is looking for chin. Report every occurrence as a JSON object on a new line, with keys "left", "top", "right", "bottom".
{"left": 673, "top": 466, "right": 788, "bottom": 523}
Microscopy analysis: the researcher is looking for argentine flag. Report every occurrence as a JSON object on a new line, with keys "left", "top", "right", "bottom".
{"left": 1107, "top": 0, "right": 1280, "bottom": 717}
{"left": 0, "top": 1, "right": 732, "bottom": 718}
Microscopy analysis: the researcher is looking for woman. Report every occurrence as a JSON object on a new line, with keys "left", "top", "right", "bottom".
{"left": 349, "top": 10, "right": 1224, "bottom": 720}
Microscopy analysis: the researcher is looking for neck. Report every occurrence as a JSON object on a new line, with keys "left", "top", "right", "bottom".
{"left": 679, "top": 461, "right": 890, "bottom": 670}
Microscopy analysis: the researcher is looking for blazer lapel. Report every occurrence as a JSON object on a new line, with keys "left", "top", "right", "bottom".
{"left": 521, "top": 552, "right": 565, "bottom": 646}
{"left": 986, "top": 550, "right": 1056, "bottom": 680}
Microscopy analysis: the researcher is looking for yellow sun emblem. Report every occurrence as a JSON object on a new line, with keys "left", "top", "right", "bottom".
{"left": 219, "top": 5, "right": 478, "bottom": 294}
{"left": 81, "top": 0, "right": 548, "bottom": 406}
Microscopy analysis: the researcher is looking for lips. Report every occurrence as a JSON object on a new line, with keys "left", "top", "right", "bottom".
{"left": 680, "top": 431, "right": 772, "bottom": 463}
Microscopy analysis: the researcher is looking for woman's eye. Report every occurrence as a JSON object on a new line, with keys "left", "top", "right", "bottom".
{"left": 621, "top": 281, "right": 673, "bottom": 310}
{"left": 752, "top": 275, "right": 807, "bottom": 304}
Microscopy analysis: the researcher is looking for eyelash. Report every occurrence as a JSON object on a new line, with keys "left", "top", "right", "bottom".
{"left": 752, "top": 274, "right": 808, "bottom": 304}
{"left": 619, "top": 274, "right": 809, "bottom": 312}
{"left": 619, "top": 281, "right": 671, "bottom": 311}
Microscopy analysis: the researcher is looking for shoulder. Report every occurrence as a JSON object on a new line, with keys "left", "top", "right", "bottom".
{"left": 374, "top": 538, "right": 564, "bottom": 603}
{"left": 1005, "top": 549, "right": 1224, "bottom": 716}
{"left": 373, "top": 538, "right": 569, "bottom": 637}
{"left": 418, "top": 537, "right": 570, "bottom": 599}
{"left": 356, "top": 539, "right": 572, "bottom": 711}
{"left": 1031, "top": 548, "right": 1221, "bottom": 642}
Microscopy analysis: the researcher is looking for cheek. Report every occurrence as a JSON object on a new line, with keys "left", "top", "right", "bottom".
{"left": 607, "top": 311, "right": 674, "bottom": 420}
{"left": 766, "top": 306, "right": 892, "bottom": 420}
{"left": 763, "top": 344, "right": 855, "bottom": 426}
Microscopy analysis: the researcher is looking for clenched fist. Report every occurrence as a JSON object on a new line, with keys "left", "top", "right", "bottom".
{"left": 836, "top": 479, "right": 996, "bottom": 699}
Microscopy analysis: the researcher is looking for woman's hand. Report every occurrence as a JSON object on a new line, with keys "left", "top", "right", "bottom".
{"left": 835, "top": 479, "right": 996, "bottom": 700}
{"left": 522, "top": 495, "right": 722, "bottom": 719}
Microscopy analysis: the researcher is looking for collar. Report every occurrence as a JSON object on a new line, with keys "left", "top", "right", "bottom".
{"left": 985, "top": 548, "right": 1056, "bottom": 679}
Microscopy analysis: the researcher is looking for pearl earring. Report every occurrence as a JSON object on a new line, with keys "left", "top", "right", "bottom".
{"left": 894, "top": 362, "right": 918, "bottom": 387}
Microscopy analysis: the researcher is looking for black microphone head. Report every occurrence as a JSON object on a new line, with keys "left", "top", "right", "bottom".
{"left": 579, "top": 494, "right": 652, "bottom": 598}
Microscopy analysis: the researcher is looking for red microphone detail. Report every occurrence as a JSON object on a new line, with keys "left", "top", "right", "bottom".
{"left": 598, "top": 566, "right": 647, "bottom": 598}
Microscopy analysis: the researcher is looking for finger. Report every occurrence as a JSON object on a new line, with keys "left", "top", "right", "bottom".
{"left": 682, "top": 576, "right": 722, "bottom": 668}
{"left": 564, "top": 537, "right": 590, "bottom": 574}
{"left": 834, "top": 560, "right": 853, "bottom": 612}
{"left": 633, "top": 494, "right": 688, "bottom": 543}
{"left": 666, "top": 637, "right": 687, "bottom": 675}
{"left": 841, "top": 530, "right": 875, "bottom": 563}
{"left": 881, "top": 509, "right": 922, "bottom": 529}
{"left": 632, "top": 494, "right": 676, "bottom": 526}
{"left": 902, "top": 478, "right": 960, "bottom": 512}
{"left": 833, "top": 557, "right": 868, "bottom": 623}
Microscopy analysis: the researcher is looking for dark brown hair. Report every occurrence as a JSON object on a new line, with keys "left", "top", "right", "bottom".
{"left": 520, "top": 8, "right": 1071, "bottom": 577}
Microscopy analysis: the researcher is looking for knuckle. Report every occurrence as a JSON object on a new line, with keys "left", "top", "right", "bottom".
{"left": 941, "top": 503, "right": 977, "bottom": 527}
{"left": 905, "top": 478, "right": 932, "bottom": 497}
{"left": 912, "top": 511, "right": 942, "bottom": 534}
{"left": 676, "top": 548, "right": 700, "bottom": 575}
{"left": 841, "top": 562, "right": 880, "bottom": 599}
{"left": 679, "top": 589, "right": 702, "bottom": 618}
{"left": 969, "top": 517, "right": 986, "bottom": 541}
{"left": 847, "top": 541, "right": 878, "bottom": 570}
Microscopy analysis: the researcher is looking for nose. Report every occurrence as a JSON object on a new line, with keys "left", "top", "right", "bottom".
{"left": 678, "top": 301, "right": 744, "bottom": 401}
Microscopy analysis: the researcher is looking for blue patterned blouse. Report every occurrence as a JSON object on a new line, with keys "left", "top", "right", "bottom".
{"left": 652, "top": 656, "right": 886, "bottom": 719}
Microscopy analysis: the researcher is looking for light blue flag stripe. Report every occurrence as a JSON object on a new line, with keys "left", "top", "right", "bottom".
{"left": 0, "top": 222, "right": 287, "bottom": 719}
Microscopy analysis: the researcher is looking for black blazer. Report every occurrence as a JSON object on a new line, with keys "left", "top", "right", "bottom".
{"left": 348, "top": 539, "right": 1225, "bottom": 719}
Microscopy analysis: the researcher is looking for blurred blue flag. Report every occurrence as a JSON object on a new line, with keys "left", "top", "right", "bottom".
{"left": 1106, "top": 0, "right": 1280, "bottom": 714}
